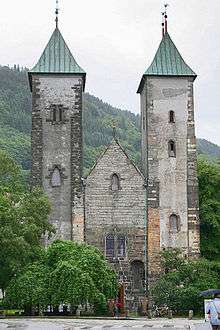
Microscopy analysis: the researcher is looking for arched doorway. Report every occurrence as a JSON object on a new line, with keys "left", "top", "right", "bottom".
{"left": 131, "top": 260, "right": 145, "bottom": 291}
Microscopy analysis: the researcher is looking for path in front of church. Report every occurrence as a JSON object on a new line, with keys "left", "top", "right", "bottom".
{"left": 0, "top": 318, "right": 208, "bottom": 329}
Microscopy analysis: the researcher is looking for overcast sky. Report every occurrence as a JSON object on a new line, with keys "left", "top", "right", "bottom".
{"left": 0, "top": 0, "right": 219, "bottom": 144}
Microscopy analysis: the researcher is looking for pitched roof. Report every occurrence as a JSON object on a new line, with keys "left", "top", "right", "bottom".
{"left": 30, "top": 28, "right": 85, "bottom": 75}
{"left": 137, "top": 32, "right": 196, "bottom": 93}
{"left": 86, "top": 138, "right": 145, "bottom": 180}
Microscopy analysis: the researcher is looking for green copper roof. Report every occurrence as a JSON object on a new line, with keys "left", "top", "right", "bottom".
{"left": 145, "top": 32, "right": 196, "bottom": 76}
{"left": 138, "top": 32, "right": 196, "bottom": 93}
{"left": 30, "top": 28, "right": 85, "bottom": 74}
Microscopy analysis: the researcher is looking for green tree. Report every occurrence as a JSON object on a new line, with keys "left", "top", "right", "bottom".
{"left": 0, "top": 151, "right": 53, "bottom": 296}
{"left": 152, "top": 250, "right": 220, "bottom": 314}
{"left": 5, "top": 240, "right": 118, "bottom": 315}
{"left": 46, "top": 240, "right": 118, "bottom": 301}
{"left": 50, "top": 261, "right": 99, "bottom": 306}
{"left": 5, "top": 262, "right": 49, "bottom": 314}
{"left": 198, "top": 159, "right": 220, "bottom": 260}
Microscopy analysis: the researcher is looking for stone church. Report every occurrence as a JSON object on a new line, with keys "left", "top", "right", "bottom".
{"left": 28, "top": 11, "right": 200, "bottom": 306}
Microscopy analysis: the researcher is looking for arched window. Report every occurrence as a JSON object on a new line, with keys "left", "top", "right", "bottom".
{"left": 169, "top": 110, "right": 175, "bottom": 123}
{"left": 168, "top": 140, "right": 176, "bottom": 157}
{"left": 111, "top": 173, "right": 120, "bottom": 191}
{"left": 169, "top": 214, "right": 179, "bottom": 232}
{"left": 105, "top": 235, "right": 115, "bottom": 257}
{"left": 51, "top": 105, "right": 64, "bottom": 123}
{"left": 118, "top": 236, "right": 126, "bottom": 257}
{"left": 51, "top": 167, "right": 61, "bottom": 187}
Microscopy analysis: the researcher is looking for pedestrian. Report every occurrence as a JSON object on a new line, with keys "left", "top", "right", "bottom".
{"left": 114, "top": 299, "right": 119, "bottom": 318}
{"left": 206, "top": 293, "right": 220, "bottom": 330}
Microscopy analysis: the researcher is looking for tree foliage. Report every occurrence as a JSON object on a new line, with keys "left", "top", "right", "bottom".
{"left": 5, "top": 240, "right": 118, "bottom": 314}
{"left": 5, "top": 262, "right": 49, "bottom": 311}
{"left": 152, "top": 250, "right": 220, "bottom": 314}
{"left": 198, "top": 159, "right": 220, "bottom": 260}
{"left": 0, "top": 150, "right": 53, "bottom": 295}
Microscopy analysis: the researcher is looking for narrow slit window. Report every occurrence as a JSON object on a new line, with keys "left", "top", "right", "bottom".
{"left": 118, "top": 236, "right": 126, "bottom": 257}
{"left": 169, "top": 111, "right": 175, "bottom": 123}
{"left": 111, "top": 173, "right": 120, "bottom": 191}
{"left": 169, "top": 214, "right": 179, "bottom": 232}
{"left": 52, "top": 107, "right": 57, "bottom": 122}
{"left": 51, "top": 167, "right": 61, "bottom": 187}
{"left": 59, "top": 108, "right": 63, "bottom": 122}
{"left": 105, "top": 235, "right": 115, "bottom": 258}
{"left": 168, "top": 140, "right": 176, "bottom": 157}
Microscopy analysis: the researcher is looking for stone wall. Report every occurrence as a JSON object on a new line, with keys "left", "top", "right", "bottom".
{"left": 30, "top": 74, "right": 84, "bottom": 244}
{"left": 140, "top": 76, "right": 200, "bottom": 287}
{"left": 187, "top": 81, "right": 200, "bottom": 257}
{"left": 85, "top": 140, "right": 146, "bottom": 305}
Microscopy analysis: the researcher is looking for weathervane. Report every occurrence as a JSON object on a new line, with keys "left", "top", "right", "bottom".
{"left": 55, "top": 0, "right": 59, "bottom": 29}
{"left": 162, "top": 3, "right": 169, "bottom": 36}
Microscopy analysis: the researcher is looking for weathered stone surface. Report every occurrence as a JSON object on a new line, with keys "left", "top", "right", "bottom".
{"left": 140, "top": 76, "right": 200, "bottom": 286}
{"left": 85, "top": 140, "right": 147, "bottom": 304}
{"left": 30, "top": 74, "right": 84, "bottom": 244}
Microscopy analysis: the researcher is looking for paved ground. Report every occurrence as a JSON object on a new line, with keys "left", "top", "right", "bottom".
{"left": 0, "top": 318, "right": 209, "bottom": 330}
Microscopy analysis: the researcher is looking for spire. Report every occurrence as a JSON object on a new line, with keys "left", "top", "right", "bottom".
{"left": 55, "top": 0, "right": 59, "bottom": 29}
{"left": 137, "top": 6, "right": 197, "bottom": 94}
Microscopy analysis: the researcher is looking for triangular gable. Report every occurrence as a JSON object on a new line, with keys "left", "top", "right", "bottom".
{"left": 86, "top": 139, "right": 145, "bottom": 180}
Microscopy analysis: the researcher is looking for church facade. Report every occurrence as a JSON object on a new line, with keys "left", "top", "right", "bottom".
{"left": 28, "top": 16, "right": 200, "bottom": 306}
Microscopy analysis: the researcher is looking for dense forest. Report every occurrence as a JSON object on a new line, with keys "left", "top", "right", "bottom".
{"left": 0, "top": 65, "right": 219, "bottom": 174}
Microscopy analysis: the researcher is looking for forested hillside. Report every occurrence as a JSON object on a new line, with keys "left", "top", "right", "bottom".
{"left": 0, "top": 65, "right": 219, "bottom": 174}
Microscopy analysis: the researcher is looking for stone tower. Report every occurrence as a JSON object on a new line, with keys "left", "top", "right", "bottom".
{"left": 28, "top": 20, "right": 86, "bottom": 243}
{"left": 138, "top": 22, "right": 200, "bottom": 286}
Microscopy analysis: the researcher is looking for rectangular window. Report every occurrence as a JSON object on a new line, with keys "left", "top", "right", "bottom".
{"left": 117, "top": 236, "right": 126, "bottom": 257}
{"left": 105, "top": 235, "right": 114, "bottom": 257}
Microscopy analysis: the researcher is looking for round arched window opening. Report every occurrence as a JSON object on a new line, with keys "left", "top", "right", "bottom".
{"left": 169, "top": 214, "right": 180, "bottom": 233}
{"left": 51, "top": 167, "right": 61, "bottom": 187}
{"left": 111, "top": 173, "right": 120, "bottom": 191}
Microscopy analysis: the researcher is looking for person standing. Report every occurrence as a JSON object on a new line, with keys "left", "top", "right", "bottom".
{"left": 206, "top": 294, "right": 220, "bottom": 330}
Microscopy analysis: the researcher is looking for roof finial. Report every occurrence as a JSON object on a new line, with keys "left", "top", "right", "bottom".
{"left": 112, "top": 120, "right": 117, "bottom": 140}
{"left": 161, "top": 11, "right": 165, "bottom": 37}
{"left": 55, "top": 0, "right": 59, "bottom": 29}
{"left": 164, "top": 3, "right": 169, "bottom": 34}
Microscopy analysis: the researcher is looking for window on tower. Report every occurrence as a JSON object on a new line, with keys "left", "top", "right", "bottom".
{"left": 168, "top": 140, "right": 176, "bottom": 157}
{"left": 105, "top": 235, "right": 115, "bottom": 258}
{"left": 51, "top": 167, "right": 61, "bottom": 187}
{"left": 48, "top": 104, "right": 66, "bottom": 124}
{"left": 169, "top": 214, "right": 180, "bottom": 233}
{"left": 169, "top": 110, "right": 175, "bottom": 123}
{"left": 111, "top": 173, "right": 120, "bottom": 191}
